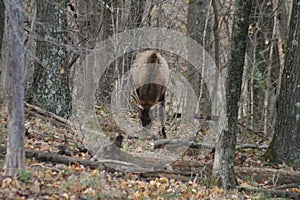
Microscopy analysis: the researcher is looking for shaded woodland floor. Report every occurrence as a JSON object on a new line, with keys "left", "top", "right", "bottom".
{"left": 0, "top": 103, "right": 299, "bottom": 199}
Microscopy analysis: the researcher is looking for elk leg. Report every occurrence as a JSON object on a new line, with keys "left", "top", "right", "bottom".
{"left": 141, "top": 107, "right": 152, "bottom": 131}
{"left": 159, "top": 102, "right": 166, "bottom": 138}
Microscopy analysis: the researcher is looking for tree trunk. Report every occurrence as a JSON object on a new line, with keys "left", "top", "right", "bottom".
{"left": 0, "top": 0, "right": 4, "bottom": 58}
{"left": 96, "top": 0, "right": 147, "bottom": 105}
{"left": 264, "top": 0, "right": 300, "bottom": 165}
{"left": 126, "top": 0, "right": 147, "bottom": 29}
{"left": 271, "top": 0, "right": 290, "bottom": 137}
{"left": 187, "top": 0, "right": 212, "bottom": 116}
{"left": 96, "top": 0, "right": 119, "bottom": 104}
{"left": 263, "top": 0, "right": 282, "bottom": 138}
{"left": 27, "top": 0, "right": 72, "bottom": 117}
{"left": 241, "top": 0, "right": 275, "bottom": 133}
{"left": 119, "top": 0, "right": 147, "bottom": 80}
{"left": 213, "top": 0, "right": 252, "bottom": 189}
{"left": 4, "top": 0, "right": 26, "bottom": 176}
{"left": 0, "top": 0, "right": 6, "bottom": 96}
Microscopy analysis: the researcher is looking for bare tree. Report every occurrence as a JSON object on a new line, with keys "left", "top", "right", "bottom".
{"left": 127, "top": 0, "right": 147, "bottom": 29}
{"left": 96, "top": 0, "right": 120, "bottom": 104}
{"left": 0, "top": 0, "right": 4, "bottom": 57}
{"left": 237, "top": 0, "right": 291, "bottom": 143}
{"left": 264, "top": 0, "right": 300, "bottom": 165}
{"left": 0, "top": 0, "right": 6, "bottom": 96}
{"left": 213, "top": 0, "right": 252, "bottom": 189}
{"left": 187, "top": 0, "right": 212, "bottom": 116}
{"left": 96, "top": 0, "right": 147, "bottom": 104}
{"left": 4, "top": 0, "right": 26, "bottom": 176}
{"left": 27, "top": 0, "right": 72, "bottom": 117}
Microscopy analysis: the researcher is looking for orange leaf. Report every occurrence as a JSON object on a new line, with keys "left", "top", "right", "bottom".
{"left": 291, "top": 188, "right": 300, "bottom": 193}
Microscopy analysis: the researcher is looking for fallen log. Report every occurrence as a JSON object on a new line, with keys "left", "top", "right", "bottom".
{"left": 154, "top": 139, "right": 268, "bottom": 150}
{"left": 25, "top": 103, "right": 74, "bottom": 128}
{"left": 235, "top": 167, "right": 300, "bottom": 185}
{"left": 0, "top": 145, "right": 107, "bottom": 171}
{"left": 238, "top": 186, "right": 300, "bottom": 199}
{"left": 1, "top": 145, "right": 299, "bottom": 186}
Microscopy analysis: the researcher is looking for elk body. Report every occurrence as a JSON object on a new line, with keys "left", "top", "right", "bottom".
{"left": 130, "top": 50, "right": 170, "bottom": 138}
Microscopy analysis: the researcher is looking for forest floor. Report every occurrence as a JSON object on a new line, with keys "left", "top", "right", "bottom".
{"left": 0, "top": 102, "right": 299, "bottom": 200}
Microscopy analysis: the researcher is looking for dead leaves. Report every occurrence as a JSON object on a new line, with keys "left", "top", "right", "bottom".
{"left": 291, "top": 187, "right": 300, "bottom": 194}
{"left": 1, "top": 103, "right": 300, "bottom": 199}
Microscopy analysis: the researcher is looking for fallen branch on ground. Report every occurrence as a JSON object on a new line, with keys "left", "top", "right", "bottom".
{"left": 25, "top": 103, "right": 75, "bottom": 128}
{"left": 1, "top": 145, "right": 299, "bottom": 186}
{"left": 235, "top": 167, "right": 300, "bottom": 185}
{"left": 238, "top": 186, "right": 300, "bottom": 199}
{"left": 0, "top": 145, "right": 107, "bottom": 170}
{"left": 154, "top": 140, "right": 268, "bottom": 150}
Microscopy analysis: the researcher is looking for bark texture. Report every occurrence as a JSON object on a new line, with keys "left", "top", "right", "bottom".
{"left": 264, "top": 0, "right": 300, "bottom": 165}
{"left": 0, "top": 0, "right": 6, "bottom": 94}
{"left": 0, "top": 0, "right": 5, "bottom": 57}
{"left": 28, "top": 0, "right": 72, "bottom": 117}
{"left": 213, "top": 0, "right": 252, "bottom": 189}
{"left": 4, "top": 0, "right": 26, "bottom": 176}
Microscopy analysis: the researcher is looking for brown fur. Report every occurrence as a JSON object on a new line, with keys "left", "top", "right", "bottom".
{"left": 130, "top": 50, "right": 170, "bottom": 138}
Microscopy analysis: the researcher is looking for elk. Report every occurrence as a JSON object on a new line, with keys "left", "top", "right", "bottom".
{"left": 130, "top": 50, "right": 170, "bottom": 138}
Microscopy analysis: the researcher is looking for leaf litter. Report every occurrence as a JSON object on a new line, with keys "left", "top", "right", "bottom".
{"left": 0, "top": 103, "right": 296, "bottom": 199}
